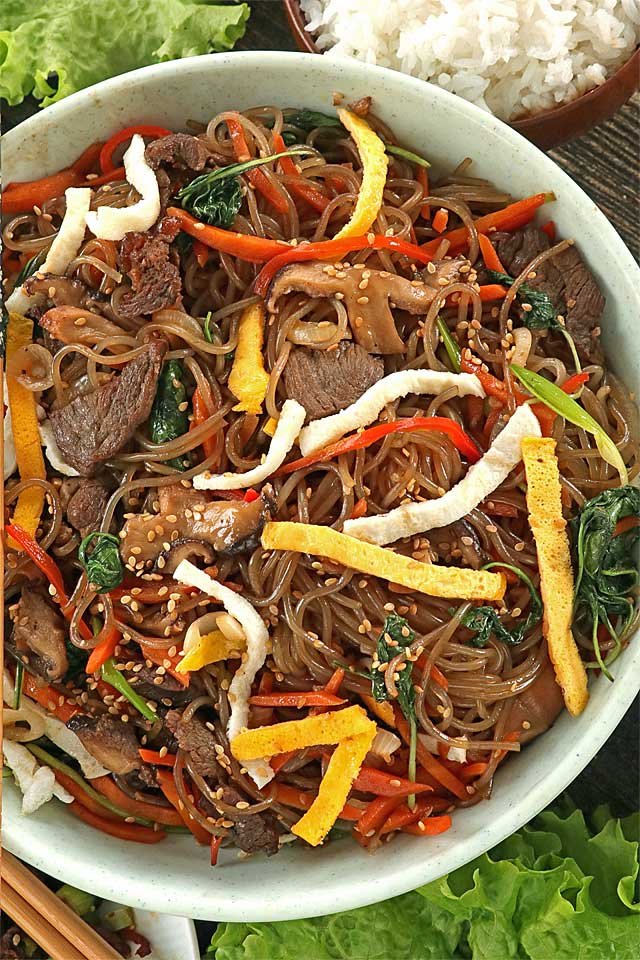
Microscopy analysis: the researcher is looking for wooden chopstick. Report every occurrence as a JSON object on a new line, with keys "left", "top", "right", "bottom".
{"left": 1, "top": 851, "right": 122, "bottom": 960}
{"left": 1, "top": 880, "right": 87, "bottom": 960}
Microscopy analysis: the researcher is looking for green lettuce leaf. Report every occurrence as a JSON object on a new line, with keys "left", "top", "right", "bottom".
{"left": 205, "top": 804, "right": 639, "bottom": 960}
{"left": 0, "top": 0, "right": 249, "bottom": 107}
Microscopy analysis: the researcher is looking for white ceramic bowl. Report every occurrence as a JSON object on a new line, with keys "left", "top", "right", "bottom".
{"left": 4, "top": 51, "right": 640, "bottom": 923}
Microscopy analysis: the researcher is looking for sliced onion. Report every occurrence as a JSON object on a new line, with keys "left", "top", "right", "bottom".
{"left": 287, "top": 321, "right": 342, "bottom": 347}
{"left": 369, "top": 728, "right": 402, "bottom": 761}
{"left": 215, "top": 612, "right": 246, "bottom": 645}
{"left": 2, "top": 707, "right": 47, "bottom": 743}
{"left": 6, "top": 343, "right": 54, "bottom": 391}
{"left": 511, "top": 327, "right": 532, "bottom": 367}
{"left": 183, "top": 612, "right": 219, "bottom": 655}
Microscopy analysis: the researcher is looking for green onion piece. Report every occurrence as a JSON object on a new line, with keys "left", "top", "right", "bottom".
{"left": 100, "top": 657, "right": 158, "bottom": 722}
{"left": 407, "top": 716, "right": 417, "bottom": 811}
{"left": 511, "top": 363, "right": 628, "bottom": 485}
{"left": 26, "top": 743, "right": 155, "bottom": 826}
{"left": 385, "top": 143, "right": 431, "bottom": 168}
{"left": 104, "top": 905, "right": 135, "bottom": 931}
{"left": 203, "top": 310, "right": 213, "bottom": 344}
{"left": 13, "top": 661, "right": 24, "bottom": 710}
{"left": 557, "top": 326, "right": 582, "bottom": 383}
{"left": 176, "top": 148, "right": 312, "bottom": 201}
{"left": 56, "top": 883, "right": 95, "bottom": 917}
{"left": 436, "top": 316, "right": 461, "bottom": 372}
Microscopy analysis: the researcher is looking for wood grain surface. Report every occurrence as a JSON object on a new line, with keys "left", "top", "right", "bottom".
{"left": 2, "top": 0, "right": 638, "bottom": 869}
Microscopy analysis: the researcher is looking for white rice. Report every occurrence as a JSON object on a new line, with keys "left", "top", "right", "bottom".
{"left": 300, "top": 0, "right": 640, "bottom": 121}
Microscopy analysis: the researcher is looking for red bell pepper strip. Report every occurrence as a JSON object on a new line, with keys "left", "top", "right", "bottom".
{"left": 210, "top": 834, "right": 224, "bottom": 866}
{"left": 139, "top": 642, "right": 189, "bottom": 687}
{"left": 353, "top": 767, "right": 434, "bottom": 798}
{"left": 167, "top": 207, "right": 291, "bottom": 263}
{"left": 460, "top": 762, "right": 488, "bottom": 781}
{"left": 432, "top": 208, "right": 449, "bottom": 233}
{"left": 5, "top": 523, "right": 93, "bottom": 642}
{"left": 273, "top": 132, "right": 329, "bottom": 213}
{"left": 22, "top": 672, "right": 82, "bottom": 723}
{"left": 68, "top": 800, "right": 166, "bottom": 843}
{"left": 267, "top": 783, "right": 363, "bottom": 822}
{"left": 274, "top": 415, "right": 481, "bottom": 478}
{"left": 191, "top": 386, "right": 218, "bottom": 461}
{"left": 421, "top": 193, "right": 553, "bottom": 257}
{"left": 2, "top": 170, "right": 82, "bottom": 214}
{"left": 99, "top": 125, "right": 172, "bottom": 174}
{"left": 226, "top": 117, "right": 288, "bottom": 214}
{"left": 155, "top": 769, "right": 211, "bottom": 843}
{"left": 91, "top": 776, "right": 183, "bottom": 827}
{"left": 402, "top": 814, "right": 452, "bottom": 836}
{"left": 478, "top": 233, "right": 506, "bottom": 273}
{"left": 253, "top": 232, "right": 435, "bottom": 297}
{"left": 138, "top": 749, "right": 177, "bottom": 767}
{"left": 354, "top": 795, "right": 402, "bottom": 837}
{"left": 71, "top": 141, "right": 104, "bottom": 176}
{"left": 248, "top": 691, "right": 346, "bottom": 708}
{"left": 541, "top": 220, "right": 556, "bottom": 242}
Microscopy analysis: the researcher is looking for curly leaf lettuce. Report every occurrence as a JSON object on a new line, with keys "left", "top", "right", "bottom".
{"left": 206, "top": 803, "right": 639, "bottom": 960}
{"left": 0, "top": 0, "right": 249, "bottom": 107}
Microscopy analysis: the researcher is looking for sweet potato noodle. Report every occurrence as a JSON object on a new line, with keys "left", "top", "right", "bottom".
{"left": 3, "top": 104, "right": 639, "bottom": 858}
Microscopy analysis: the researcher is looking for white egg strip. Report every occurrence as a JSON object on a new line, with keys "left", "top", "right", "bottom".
{"left": 193, "top": 398, "right": 306, "bottom": 490}
{"left": 3, "top": 740, "right": 73, "bottom": 815}
{"left": 174, "top": 560, "right": 274, "bottom": 788}
{"left": 86, "top": 134, "right": 160, "bottom": 241}
{"left": 298, "top": 370, "right": 485, "bottom": 456}
{"left": 344, "top": 404, "right": 541, "bottom": 545}
{"left": 5, "top": 186, "right": 92, "bottom": 313}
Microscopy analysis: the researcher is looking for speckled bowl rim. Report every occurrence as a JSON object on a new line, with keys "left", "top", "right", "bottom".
{"left": 3, "top": 51, "right": 639, "bottom": 923}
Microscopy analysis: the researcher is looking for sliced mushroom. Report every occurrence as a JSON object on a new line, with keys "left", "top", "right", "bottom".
{"left": 66, "top": 714, "right": 149, "bottom": 777}
{"left": 10, "top": 588, "right": 69, "bottom": 681}
{"left": 120, "top": 483, "right": 275, "bottom": 569}
{"left": 40, "top": 306, "right": 128, "bottom": 352}
{"left": 123, "top": 664, "right": 196, "bottom": 705}
{"left": 156, "top": 538, "right": 216, "bottom": 575}
{"left": 267, "top": 259, "right": 469, "bottom": 354}
{"left": 507, "top": 658, "right": 565, "bottom": 744}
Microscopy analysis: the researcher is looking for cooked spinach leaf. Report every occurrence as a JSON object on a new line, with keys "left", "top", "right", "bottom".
{"left": 487, "top": 269, "right": 557, "bottom": 329}
{"left": 78, "top": 532, "right": 123, "bottom": 591}
{"left": 462, "top": 562, "right": 542, "bottom": 648}
{"left": 570, "top": 485, "right": 640, "bottom": 677}
{"left": 65, "top": 639, "right": 89, "bottom": 680}
{"left": 15, "top": 249, "right": 47, "bottom": 287}
{"left": 177, "top": 148, "right": 311, "bottom": 228}
{"left": 175, "top": 231, "right": 193, "bottom": 258}
{"left": 371, "top": 615, "right": 418, "bottom": 801}
{"left": 149, "top": 359, "right": 190, "bottom": 470}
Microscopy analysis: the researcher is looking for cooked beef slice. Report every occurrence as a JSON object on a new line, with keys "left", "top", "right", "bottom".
{"left": 220, "top": 785, "right": 280, "bottom": 857}
{"left": 118, "top": 216, "right": 182, "bottom": 319}
{"left": 145, "top": 133, "right": 208, "bottom": 210}
{"left": 11, "top": 588, "right": 68, "bottom": 681}
{"left": 283, "top": 341, "right": 384, "bottom": 420}
{"left": 493, "top": 225, "right": 605, "bottom": 362}
{"left": 63, "top": 479, "right": 110, "bottom": 535}
{"left": 49, "top": 339, "right": 166, "bottom": 475}
{"left": 165, "top": 710, "right": 220, "bottom": 780}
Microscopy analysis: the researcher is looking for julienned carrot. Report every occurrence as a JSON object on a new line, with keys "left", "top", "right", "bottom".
{"left": 22, "top": 672, "right": 82, "bottom": 724}
{"left": 421, "top": 193, "right": 553, "bottom": 256}
{"left": 85, "top": 628, "right": 120, "bottom": 675}
{"left": 267, "top": 783, "right": 363, "bottom": 821}
{"left": 323, "top": 668, "right": 345, "bottom": 697}
{"left": 272, "top": 132, "right": 329, "bottom": 213}
{"left": 210, "top": 834, "right": 224, "bottom": 866}
{"left": 227, "top": 117, "right": 288, "bottom": 214}
{"left": 432, "top": 208, "right": 449, "bottom": 233}
{"left": 248, "top": 691, "right": 346, "bottom": 708}
{"left": 274, "top": 416, "right": 481, "bottom": 477}
{"left": 167, "top": 207, "right": 290, "bottom": 264}
{"left": 155, "top": 769, "right": 211, "bottom": 843}
{"left": 138, "top": 749, "right": 177, "bottom": 767}
{"left": 477, "top": 284, "right": 507, "bottom": 301}
{"left": 353, "top": 767, "right": 433, "bottom": 798}
{"left": 91, "top": 776, "right": 183, "bottom": 827}
{"left": 396, "top": 714, "right": 467, "bottom": 800}
{"left": 401, "top": 814, "right": 452, "bottom": 836}
{"left": 354, "top": 795, "right": 402, "bottom": 837}
{"left": 109, "top": 581, "right": 197, "bottom": 603}
{"left": 613, "top": 515, "right": 640, "bottom": 537}
{"left": 193, "top": 239, "right": 210, "bottom": 268}
{"left": 253, "top": 232, "right": 435, "bottom": 297}
{"left": 460, "top": 762, "right": 488, "bottom": 780}
{"left": 53, "top": 770, "right": 120, "bottom": 821}
{"left": 541, "top": 220, "right": 556, "bottom": 242}
{"left": 478, "top": 233, "right": 506, "bottom": 273}
{"left": 99, "top": 125, "right": 172, "bottom": 174}
{"left": 351, "top": 498, "right": 368, "bottom": 520}
{"left": 379, "top": 798, "right": 434, "bottom": 835}
{"left": 417, "top": 167, "right": 430, "bottom": 220}
{"left": 430, "top": 664, "right": 449, "bottom": 691}
{"left": 68, "top": 801, "right": 166, "bottom": 843}
{"left": 140, "top": 643, "right": 189, "bottom": 687}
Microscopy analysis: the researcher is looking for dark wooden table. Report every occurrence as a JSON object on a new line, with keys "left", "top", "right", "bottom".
{"left": 2, "top": 4, "right": 638, "bottom": 945}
